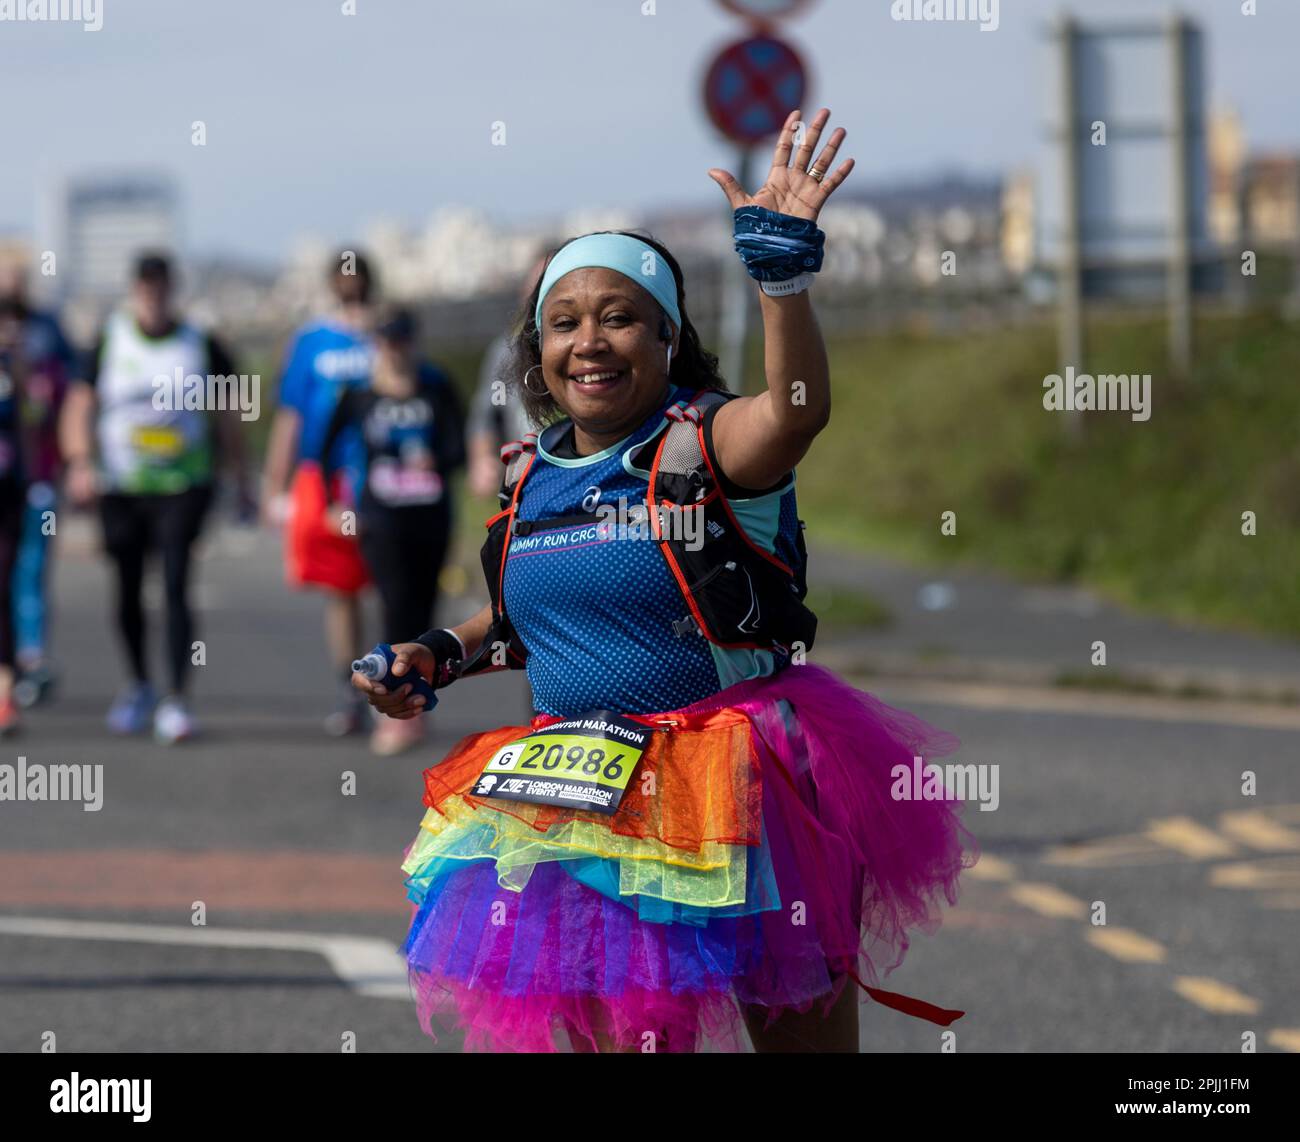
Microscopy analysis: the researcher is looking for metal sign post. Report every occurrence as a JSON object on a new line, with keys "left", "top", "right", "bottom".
{"left": 718, "top": 145, "right": 757, "bottom": 391}
{"left": 704, "top": 6, "right": 812, "bottom": 392}
{"left": 1167, "top": 14, "right": 1194, "bottom": 377}
{"left": 1042, "top": 16, "right": 1209, "bottom": 390}
{"left": 1055, "top": 17, "right": 1085, "bottom": 437}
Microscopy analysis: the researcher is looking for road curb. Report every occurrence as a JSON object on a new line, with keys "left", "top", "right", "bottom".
{"left": 816, "top": 644, "right": 1300, "bottom": 708}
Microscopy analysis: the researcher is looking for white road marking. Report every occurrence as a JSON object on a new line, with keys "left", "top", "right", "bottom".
{"left": 0, "top": 915, "right": 411, "bottom": 1000}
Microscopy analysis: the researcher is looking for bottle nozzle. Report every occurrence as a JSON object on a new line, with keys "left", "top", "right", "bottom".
{"left": 352, "top": 653, "right": 386, "bottom": 680}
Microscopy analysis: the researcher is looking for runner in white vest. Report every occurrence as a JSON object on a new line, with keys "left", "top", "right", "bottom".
{"left": 61, "top": 253, "right": 251, "bottom": 743}
{"left": 94, "top": 308, "right": 214, "bottom": 495}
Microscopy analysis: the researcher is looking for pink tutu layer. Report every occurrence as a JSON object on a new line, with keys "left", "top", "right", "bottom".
{"left": 401, "top": 663, "right": 980, "bottom": 1051}
{"left": 680, "top": 663, "right": 979, "bottom": 989}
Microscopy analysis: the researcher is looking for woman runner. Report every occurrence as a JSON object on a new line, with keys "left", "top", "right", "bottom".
{"left": 356, "top": 109, "right": 979, "bottom": 1052}
{"left": 319, "top": 307, "right": 465, "bottom": 755}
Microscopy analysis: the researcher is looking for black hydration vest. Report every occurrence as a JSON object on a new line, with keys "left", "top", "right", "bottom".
{"left": 458, "top": 389, "right": 818, "bottom": 678}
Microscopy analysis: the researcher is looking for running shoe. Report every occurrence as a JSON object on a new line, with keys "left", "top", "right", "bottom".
{"left": 370, "top": 713, "right": 425, "bottom": 757}
{"left": 14, "top": 660, "right": 58, "bottom": 709}
{"left": 107, "top": 682, "right": 157, "bottom": 735}
{"left": 0, "top": 697, "right": 19, "bottom": 737}
{"left": 323, "top": 691, "right": 369, "bottom": 738}
{"left": 154, "top": 697, "right": 197, "bottom": 745}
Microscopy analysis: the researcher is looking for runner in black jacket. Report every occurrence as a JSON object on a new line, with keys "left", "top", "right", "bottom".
{"left": 318, "top": 307, "right": 465, "bottom": 754}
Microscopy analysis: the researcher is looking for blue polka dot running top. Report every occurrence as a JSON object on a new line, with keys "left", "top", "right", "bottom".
{"left": 502, "top": 384, "right": 806, "bottom": 718}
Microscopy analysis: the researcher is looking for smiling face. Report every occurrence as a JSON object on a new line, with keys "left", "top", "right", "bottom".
{"left": 538, "top": 267, "right": 677, "bottom": 447}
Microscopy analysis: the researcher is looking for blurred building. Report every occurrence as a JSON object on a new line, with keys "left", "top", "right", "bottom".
{"left": 357, "top": 207, "right": 582, "bottom": 302}
{"left": 1001, "top": 170, "right": 1036, "bottom": 278}
{"left": 1209, "top": 107, "right": 1248, "bottom": 246}
{"left": 42, "top": 174, "right": 179, "bottom": 305}
{"left": 825, "top": 175, "right": 1011, "bottom": 292}
{"left": 184, "top": 257, "right": 281, "bottom": 334}
{"left": 1243, "top": 154, "right": 1300, "bottom": 248}
{"left": 1207, "top": 107, "right": 1299, "bottom": 251}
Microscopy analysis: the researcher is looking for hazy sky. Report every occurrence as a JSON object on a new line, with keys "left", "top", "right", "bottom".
{"left": 0, "top": 0, "right": 1294, "bottom": 263}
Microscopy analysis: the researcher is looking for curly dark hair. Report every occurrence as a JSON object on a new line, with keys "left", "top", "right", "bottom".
{"left": 500, "top": 230, "right": 728, "bottom": 428}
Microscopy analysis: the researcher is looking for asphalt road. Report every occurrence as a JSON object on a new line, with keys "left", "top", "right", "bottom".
{"left": 0, "top": 516, "right": 1296, "bottom": 1053}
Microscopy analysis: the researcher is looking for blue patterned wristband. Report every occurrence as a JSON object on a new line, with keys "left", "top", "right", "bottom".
{"left": 733, "top": 205, "right": 826, "bottom": 282}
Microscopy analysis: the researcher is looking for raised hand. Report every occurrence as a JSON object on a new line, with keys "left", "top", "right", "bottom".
{"left": 708, "top": 107, "right": 855, "bottom": 223}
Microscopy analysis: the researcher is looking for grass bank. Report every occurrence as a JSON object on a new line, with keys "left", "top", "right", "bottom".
{"left": 795, "top": 309, "right": 1300, "bottom": 638}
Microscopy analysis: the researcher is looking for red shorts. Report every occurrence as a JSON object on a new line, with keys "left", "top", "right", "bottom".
{"left": 284, "top": 462, "right": 370, "bottom": 594}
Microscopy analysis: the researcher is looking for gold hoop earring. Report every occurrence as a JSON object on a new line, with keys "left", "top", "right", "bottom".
{"left": 523, "top": 365, "right": 548, "bottom": 396}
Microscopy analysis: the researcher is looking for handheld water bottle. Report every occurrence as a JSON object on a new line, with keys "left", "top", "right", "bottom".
{"left": 352, "top": 644, "right": 438, "bottom": 712}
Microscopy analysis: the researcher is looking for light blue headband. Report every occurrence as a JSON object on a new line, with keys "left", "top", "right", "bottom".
{"left": 534, "top": 234, "right": 681, "bottom": 336}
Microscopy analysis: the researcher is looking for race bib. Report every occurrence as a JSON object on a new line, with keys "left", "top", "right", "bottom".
{"left": 131, "top": 424, "right": 185, "bottom": 462}
{"left": 368, "top": 459, "right": 443, "bottom": 506}
{"left": 471, "top": 710, "right": 653, "bottom": 815}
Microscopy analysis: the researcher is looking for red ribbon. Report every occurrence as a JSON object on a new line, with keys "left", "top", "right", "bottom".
{"left": 848, "top": 970, "right": 965, "bottom": 1026}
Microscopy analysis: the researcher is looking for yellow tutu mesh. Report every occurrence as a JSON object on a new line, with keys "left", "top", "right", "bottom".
{"left": 402, "top": 798, "right": 756, "bottom": 909}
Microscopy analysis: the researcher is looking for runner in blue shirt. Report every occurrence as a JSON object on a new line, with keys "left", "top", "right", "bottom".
{"left": 261, "top": 251, "right": 376, "bottom": 736}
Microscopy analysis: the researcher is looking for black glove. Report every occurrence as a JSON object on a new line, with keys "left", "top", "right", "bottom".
{"left": 412, "top": 628, "right": 465, "bottom": 689}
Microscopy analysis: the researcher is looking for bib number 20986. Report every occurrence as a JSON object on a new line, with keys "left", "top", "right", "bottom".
{"left": 472, "top": 711, "right": 653, "bottom": 815}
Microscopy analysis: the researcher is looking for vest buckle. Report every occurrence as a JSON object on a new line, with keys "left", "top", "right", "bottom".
{"left": 671, "top": 614, "right": 700, "bottom": 638}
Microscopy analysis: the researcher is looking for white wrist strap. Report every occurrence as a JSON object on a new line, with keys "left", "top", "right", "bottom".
{"left": 442, "top": 628, "right": 466, "bottom": 658}
{"left": 760, "top": 273, "right": 814, "bottom": 298}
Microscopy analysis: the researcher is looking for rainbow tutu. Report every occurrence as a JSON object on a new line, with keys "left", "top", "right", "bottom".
{"left": 399, "top": 663, "right": 980, "bottom": 1052}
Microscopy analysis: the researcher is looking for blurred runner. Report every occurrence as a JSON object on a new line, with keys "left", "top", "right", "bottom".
{"left": 60, "top": 253, "right": 250, "bottom": 744}
{"left": 261, "top": 251, "right": 376, "bottom": 736}
{"left": 318, "top": 307, "right": 465, "bottom": 755}
{"left": 0, "top": 299, "right": 35, "bottom": 734}
{"left": 465, "top": 255, "right": 545, "bottom": 497}
{"left": 0, "top": 260, "right": 75, "bottom": 708}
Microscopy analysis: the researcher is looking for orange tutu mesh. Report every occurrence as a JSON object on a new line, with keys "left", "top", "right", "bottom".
{"left": 420, "top": 706, "right": 762, "bottom": 853}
